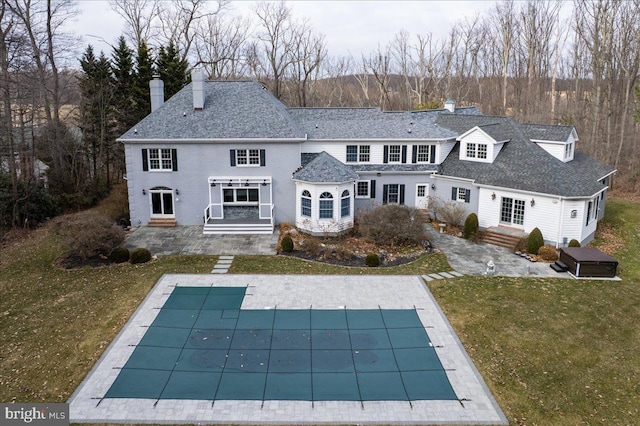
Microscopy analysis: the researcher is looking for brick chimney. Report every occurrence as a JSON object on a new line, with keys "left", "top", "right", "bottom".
{"left": 191, "top": 69, "right": 205, "bottom": 110}
{"left": 149, "top": 74, "right": 164, "bottom": 112}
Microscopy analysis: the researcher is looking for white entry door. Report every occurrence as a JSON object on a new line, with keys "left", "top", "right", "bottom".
{"left": 415, "top": 183, "right": 429, "bottom": 209}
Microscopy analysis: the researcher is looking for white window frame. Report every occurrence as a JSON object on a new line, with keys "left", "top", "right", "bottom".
{"left": 236, "top": 149, "right": 261, "bottom": 167}
{"left": 319, "top": 192, "right": 334, "bottom": 219}
{"left": 301, "top": 190, "right": 311, "bottom": 217}
{"left": 346, "top": 145, "right": 370, "bottom": 163}
{"left": 455, "top": 187, "right": 467, "bottom": 202}
{"left": 477, "top": 144, "right": 488, "bottom": 159}
{"left": 148, "top": 148, "right": 173, "bottom": 171}
{"left": 565, "top": 143, "right": 573, "bottom": 160}
{"left": 416, "top": 145, "right": 430, "bottom": 163}
{"left": 356, "top": 180, "right": 371, "bottom": 198}
{"left": 466, "top": 143, "right": 477, "bottom": 158}
{"left": 388, "top": 145, "right": 401, "bottom": 163}
{"left": 341, "top": 190, "right": 350, "bottom": 217}
{"left": 387, "top": 184, "right": 400, "bottom": 204}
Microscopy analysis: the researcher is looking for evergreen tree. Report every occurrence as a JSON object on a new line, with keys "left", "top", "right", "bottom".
{"left": 111, "top": 36, "right": 137, "bottom": 135}
{"left": 156, "top": 40, "right": 190, "bottom": 100}
{"left": 132, "top": 41, "right": 155, "bottom": 122}
{"left": 79, "top": 45, "right": 115, "bottom": 189}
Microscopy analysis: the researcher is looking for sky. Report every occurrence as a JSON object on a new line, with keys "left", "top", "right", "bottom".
{"left": 73, "top": 0, "right": 497, "bottom": 58}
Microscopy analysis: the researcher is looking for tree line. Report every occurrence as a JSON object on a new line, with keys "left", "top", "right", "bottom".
{"left": 1, "top": 0, "right": 639, "bottom": 232}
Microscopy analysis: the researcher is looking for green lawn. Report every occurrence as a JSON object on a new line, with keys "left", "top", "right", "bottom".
{"left": 0, "top": 198, "right": 638, "bottom": 425}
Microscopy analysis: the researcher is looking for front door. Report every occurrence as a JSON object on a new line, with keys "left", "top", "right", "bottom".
{"left": 415, "top": 184, "right": 429, "bottom": 209}
{"left": 150, "top": 188, "right": 174, "bottom": 218}
{"left": 500, "top": 197, "right": 525, "bottom": 227}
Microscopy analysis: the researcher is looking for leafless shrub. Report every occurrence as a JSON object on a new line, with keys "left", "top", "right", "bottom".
{"left": 359, "top": 204, "right": 426, "bottom": 246}
{"left": 53, "top": 212, "right": 125, "bottom": 260}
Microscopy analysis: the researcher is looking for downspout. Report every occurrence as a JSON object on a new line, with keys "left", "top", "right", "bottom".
{"left": 556, "top": 197, "right": 564, "bottom": 248}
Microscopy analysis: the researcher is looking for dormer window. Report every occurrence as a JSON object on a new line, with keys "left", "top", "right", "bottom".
{"left": 466, "top": 143, "right": 488, "bottom": 159}
{"left": 564, "top": 143, "right": 573, "bottom": 160}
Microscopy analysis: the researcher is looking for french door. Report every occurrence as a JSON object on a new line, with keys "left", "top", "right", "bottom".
{"left": 150, "top": 188, "right": 174, "bottom": 218}
{"left": 500, "top": 197, "right": 525, "bottom": 226}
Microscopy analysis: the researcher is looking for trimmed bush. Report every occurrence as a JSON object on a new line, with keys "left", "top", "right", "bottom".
{"left": 130, "top": 247, "right": 152, "bottom": 264}
{"left": 109, "top": 247, "right": 130, "bottom": 263}
{"left": 527, "top": 227, "right": 544, "bottom": 254}
{"left": 463, "top": 213, "right": 479, "bottom": 240}
{"left": 568, "top": 239, "right": 580, "bottom": 247}
{"left": 280, "top": 235, "right": 294, "bottom": 252}
{"left": 53, "top": 212, "right": 125, "bottom": 260}
{"left": 359, "top": 204, "right": 426, "bottom": 246}
{"left": 538, "top": 245, "right": 558, "bottom": 262}
{"left": 365, "top": 253, "right": 380, "bottom": 267}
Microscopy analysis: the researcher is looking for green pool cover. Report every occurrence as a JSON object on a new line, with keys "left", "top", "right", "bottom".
{"left": 105, "top": 286, "right": 458, "bottom": 402}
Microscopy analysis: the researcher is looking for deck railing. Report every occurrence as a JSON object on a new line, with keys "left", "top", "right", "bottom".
{"left": 204, "top": 203, "right": 274, "bottom": 228}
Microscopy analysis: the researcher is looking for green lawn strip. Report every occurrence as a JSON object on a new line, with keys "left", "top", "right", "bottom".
{"left": 0, "top": 228, "right": 216, "bottom": 403}
{"left": 229, "top": 252, "right": 451, "bottom": 275}
{"left": 429, "top": 276, "right": 639, "bottom": 425}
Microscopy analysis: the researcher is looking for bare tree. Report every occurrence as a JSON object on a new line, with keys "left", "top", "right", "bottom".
{"left": 193, "top": 14, "right": 252, "bottom": 79}
{"left": 288, "top": 21, "right": 326, "bottom": 107}
{"left": 109, "top": 0, "right": 160, "bottom": 48}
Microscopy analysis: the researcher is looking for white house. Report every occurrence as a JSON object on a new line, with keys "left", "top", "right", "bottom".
{"left": 118, "top": 72, "right": 615, "bottom": 247}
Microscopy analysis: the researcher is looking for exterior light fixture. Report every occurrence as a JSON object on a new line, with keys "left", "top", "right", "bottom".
{"left": 431, "top": 183, "right": 436, "bottom": 190}
{"left": 530, "top": 198, "right": 535, "bottom": 207}
{"left": 142, "top": 189, "right": 146, "bottom": 195}
{"left": 491, "top": 192, "right": 496, "bottom": 200}
{"left": 244, "top": 181, "right": 250, "bottom": 187}
{"left": 228, "top": 180, "right": 233, "bottom": 187}
{"left": 176, "top": 189, "right": 180, "bottom": 195}
{"left": 210, "top": 180, "right": 216, "bottom": 187}
{"left": 262, "top": 179, "right": 267, "bottom": 186}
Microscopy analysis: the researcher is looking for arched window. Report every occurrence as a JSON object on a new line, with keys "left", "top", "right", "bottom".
{"left": 319, "top": 192, "right": 334, "bottom": 219}
{"left": 301, "top": 190, "right": 312, "bottom": 217}
{"left": 341, "top": 190, "right": 350, "bottom": 217}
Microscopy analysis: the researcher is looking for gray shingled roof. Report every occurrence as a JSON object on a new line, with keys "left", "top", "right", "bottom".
{"left": 292, "top": 151, "right": 359, "bottom": 183}
{"left": 436, "top": 114, "right": 614, "bottom": 197}
{"left": 288, "top": 108, "right": 458, "bottom": 140}
{"left": 118, "top": 81, "right": 305, "bottom": 140}
{"left": 475, "top": 123, "right": 512, "bottom": 143}
{"left": 521, "top": 123, "right": 575, "bottom": 142}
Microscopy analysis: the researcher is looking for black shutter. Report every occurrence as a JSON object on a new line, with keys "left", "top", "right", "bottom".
{"left": 430, "top": 145, "right": 436, "bottom": 163}
{"left": 230, "top": 149, "right": 236, "bottom": 166}
{"left": 382, "top": 184, "right": 389, "bottom": 204}
{"left": 399, "top": 184, "right": 405, "bottom": 204}
{"left": 260, "top": 149, "right": 266, "bottom": 166}
{"left": 401, "top": 145, "right": 407, "bottom": 163}
{"left": 451, "top": 187, "right": 457, "bottom": 201}
{"left": 383, "top": 145, "right": 389, "bottom": 163}
{"left": 412, "top": 145, "right": 417, "bottom": 163}
{"left": 142, "top": 149, "right": 148, "bottom": 171}
{"left": 464, "top": 189, "right": 471, "bottom": 203}
{"left": 171, "top": 149, "right": 178, "bottom": 171}
{"left": 370, "top": 180, "right": 376, "bottom": 198}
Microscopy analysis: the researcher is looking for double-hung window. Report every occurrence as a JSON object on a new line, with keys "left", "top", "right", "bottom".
{"left": 346, "top": 145, "right": 370, "bottom": 163}
{"left": 356, "top": 181, "right": 370, "bottom": 198}
{"left": 451, "top": 186, "right": 471, "bottom": 203}
{"left": 466, "top": 143, "right": 488, "bottom": 160}
{"left": 388, "top": 145, "right": 401, "bottom": 162}
{"left": 466, "top": 143, "right": 477, "bottom": 158}
{"left": 341, "top": 190, "right": 350, "bottom": 217}
{"left": 143, "top": 148, "right": 177, "bottom": 171}
{"left": 301, "top": 190, "right": 312, "bottom": 217}
{"left": 417, "top": 145, "right": 430, "bottom": 162}
{"left": 237, "top": 149, "right": 260, "bottom": 166}
{"left": 319, "top": 192, "right": 334, "bottom": 219}
{"left": 477, "top": 144, "right": 487, "bottom": 159}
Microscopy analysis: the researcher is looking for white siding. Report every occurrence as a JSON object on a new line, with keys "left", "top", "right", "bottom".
{"left": 535, "top": 141, "right": 565, "bottom": 162}
{"left": 477, "top": 188, "right": 560, "bottom": 242}
{"left": 458, "top": 129, "right": 504, "bottom": 163}
{"left": 295, "top": 181, "right": 354, "bottom": 235}
{"left": 559, "top": 200, "right": 585, "bottom": 244}
{"left": 439, "top": 140, "right": 457, "bottom": 162}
